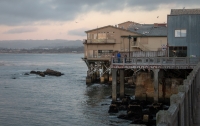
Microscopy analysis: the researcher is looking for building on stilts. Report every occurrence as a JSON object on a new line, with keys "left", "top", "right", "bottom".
{"left": 82, "top": 21, "right": 168, "bottom": 85}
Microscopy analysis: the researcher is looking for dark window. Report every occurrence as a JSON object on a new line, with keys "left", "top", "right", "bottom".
{"left": 98, "top": 50, "right": 102, "bottom": 53}
{"left": 169, "top": 46, "right": 187, "bottom": 57}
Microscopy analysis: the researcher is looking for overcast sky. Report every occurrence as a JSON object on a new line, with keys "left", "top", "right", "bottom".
{"left": 0, "top": 0, "right": 200, "bottom": 40}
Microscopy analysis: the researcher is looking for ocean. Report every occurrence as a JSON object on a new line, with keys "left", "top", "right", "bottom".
{"left": 0, "top": 53, "right": 133, "bottom": 126}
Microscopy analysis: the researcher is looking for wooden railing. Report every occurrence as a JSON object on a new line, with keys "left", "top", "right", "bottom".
{"left": 86, "top": 39, "right": 116, "bottom": 43}
{"left": 86, "top": 51, "right": 167, "bottom": 59}
{"left": 132, "top": 51, "right": 167, "bottom": 57}
{"left": 111, "top": 57, "right": 200, "bottom": 69}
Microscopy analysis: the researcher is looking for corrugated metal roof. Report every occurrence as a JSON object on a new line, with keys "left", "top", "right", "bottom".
{"left": 128, "top": 24, "right": 167, "bottom": 36}
{"left": 171, "top": 9, "right": 200, "bottom": 15}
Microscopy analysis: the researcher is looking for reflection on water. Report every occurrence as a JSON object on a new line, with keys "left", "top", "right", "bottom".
{"left": 85, "top": 84, "right": 111, "bottom": 106}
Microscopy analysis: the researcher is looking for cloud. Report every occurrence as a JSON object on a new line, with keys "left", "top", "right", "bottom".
{"left": 4, "top": 27, "right": 38, "bottom": 34}
{"left": 68, "top": 28, "right": 88, "bottom": 36}
{"left": 0, "top": 0, "right": 200, "bottom": 25}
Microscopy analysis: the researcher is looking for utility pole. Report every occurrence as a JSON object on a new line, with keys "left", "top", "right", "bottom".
{"left": 128, "top": 35, "right": 132, "bottom": 59}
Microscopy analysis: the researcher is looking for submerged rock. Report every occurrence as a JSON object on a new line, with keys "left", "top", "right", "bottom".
{"left": 30, "top": 69, "right": 64, "bottom": 77}
{"left": 44, "top": 69, "right": 64, "bottom": 76}
{"left": 24, "top": 73, "right": 29, "bottom": 75}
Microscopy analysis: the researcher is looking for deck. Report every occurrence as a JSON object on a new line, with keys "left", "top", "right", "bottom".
{"left": 111, "top": 57, "right": 200, "bottom": 69}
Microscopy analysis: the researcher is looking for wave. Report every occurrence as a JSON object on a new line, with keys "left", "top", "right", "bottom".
{"left": 0, "top": 63, "right": 4, "bottom": 66}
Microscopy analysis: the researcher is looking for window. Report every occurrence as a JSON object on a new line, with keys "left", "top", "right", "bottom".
{"left": 87, "top": 33, "right": 90, "bottom": 39}
{"left": 175, "top": 29, "right": 187, "bottom": 37}
{"left": 98, "top": 50, "right": 113, "bottom": 58}
{"left": 169, "top": 46, "right": 187, "bottom": 57}
{"left": 98, "top": 33, "right": 106, "bottom": 39}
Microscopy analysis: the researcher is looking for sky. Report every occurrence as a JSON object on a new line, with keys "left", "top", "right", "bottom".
{"left": 0, "top": 0, "right": 200, "bottom": 40}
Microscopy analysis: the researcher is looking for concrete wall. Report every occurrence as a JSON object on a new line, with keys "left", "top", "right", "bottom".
{"left": 147, "top": 37, "right": 167, "bottom": 51}
{"left": 134, "top": 71, "right": 183, "bottom": 102}
{"left": 156, "top": 62, "right": 200, "bottom": 126}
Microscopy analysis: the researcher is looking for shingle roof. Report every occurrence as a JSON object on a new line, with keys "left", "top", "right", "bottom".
{"left": 171, "top": 9, "right": 200, "bottom": 15}
{"left": 128, "top": 24, "right": 167, "bottom": 36}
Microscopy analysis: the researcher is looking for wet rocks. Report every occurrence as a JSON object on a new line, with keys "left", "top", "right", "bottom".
{"left": 108, "top": 96, "right": 170, "bottom": 126}
{"left": 30, "top": 69, "right": 64, "bottom": 77}
{"left": 108, "top": 104, "right": 118, "bottom": 113}
{"left": 44, "top": 69, "right": 64, "bottom": 76}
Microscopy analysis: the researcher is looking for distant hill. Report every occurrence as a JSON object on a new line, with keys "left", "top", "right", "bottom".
{"left": 0, "top": 40, "right": 83, "bottom": 49}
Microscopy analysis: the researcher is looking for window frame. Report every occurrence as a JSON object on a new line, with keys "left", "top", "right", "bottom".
{"left": 175, "top": 29, "right": 187, "bottom": 37}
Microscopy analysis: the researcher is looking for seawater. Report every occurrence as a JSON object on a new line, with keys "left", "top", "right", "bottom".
{"left": 0, "top": 53, "right": 133, "bottom": 126}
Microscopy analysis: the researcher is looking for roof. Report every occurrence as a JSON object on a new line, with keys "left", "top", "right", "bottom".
{"left": 128, "top": 24, "right": 167, "bottom": 36}
{"left": 85, "top": 25, "right": 141, "bottom": 35}
{"left": 118, "top": 21, "right": 139, "bottom": 25}
{"left": 171, "top": 9, "right": 200, "bottom": 15}
{"left": 85, "top": 23, "right": 167, "bottom": 37}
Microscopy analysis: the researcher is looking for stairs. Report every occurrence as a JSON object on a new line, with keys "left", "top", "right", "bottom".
{"left": 132, "top": 42, "right": 149, "bottom": 51}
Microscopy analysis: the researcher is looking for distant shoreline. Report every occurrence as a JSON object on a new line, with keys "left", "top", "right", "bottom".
{"left": 0, "top": 52, "right": 84, "bottom": 54}
{"left": 0, "top": 46, "right": 84, "bottom": 54}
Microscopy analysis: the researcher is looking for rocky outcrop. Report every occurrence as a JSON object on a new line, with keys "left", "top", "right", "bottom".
{"left": 44, "top": 69, "right": 64, "bottom": 76}
{"left": 108, "top": 96, "right": 169, "bottom": 125}
{"left": 30, "top": 69, "right": 64, "bottom": 77}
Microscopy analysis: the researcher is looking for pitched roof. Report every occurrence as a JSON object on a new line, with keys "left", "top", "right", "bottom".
{"left": 128, "top": 24, "right": 167, "bottom": 36}
{"left": 118, "top": 21, "right": 132, "bottom": 24}
{"left": 85, "top": 25, "right": 141, "bottom": 35}
{"left": 171, "top": 9, "right": 200, "bottom": 15}
{"left": 85, "top": 23, "right": 167, "bottom": 37}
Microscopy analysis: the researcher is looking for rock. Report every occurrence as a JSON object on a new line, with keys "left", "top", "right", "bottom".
{"left": 24, "top": 73, "right": 29, "bottom": 75}
{"left": 44, "top": 69, "right": 63, "bottom": 76}
{"left": 108, "top": 104, "right": 119, "bottom": 113}
{"left": 30, "top": 69, "right": 64, "bottom": 77}
{"left": 30, "top": 71, "right": 37, "bottom": 74}
{"left": 39, "top": 72, "right": 45, "bottom": 77}
{"left": 117, "top": 114, "right": 128, "bottom": 119}
{"left": 101, "top": 103, "right": 110, "bottom": 106}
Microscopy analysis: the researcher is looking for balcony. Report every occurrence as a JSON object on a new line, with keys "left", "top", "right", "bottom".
{"left": 84, "top": 39, "right": 116, "bottom": 44}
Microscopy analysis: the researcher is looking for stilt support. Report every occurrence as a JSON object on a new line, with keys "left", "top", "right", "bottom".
{"left": 112, "top": 68, "right": 117, "bottom": 101}
{"left": 153, "top": 69, "right": 160, "bottom": 102}
{"left": 120, "top": 69, "right": 125, "bottom": 99}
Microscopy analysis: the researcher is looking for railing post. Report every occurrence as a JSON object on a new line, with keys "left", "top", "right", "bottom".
{"left": 160, "top": 57, "right": 163, "bottom": 66}
{"left": 185, "top": 77, "right": 193, "bottom": 125}
{"left": 171, "top": 92, "right": 185, "bottom": 126}
{"left": 157, "top": 103, "right": 179, "bottom": 126}
{"left": 156, "top": 111, "right": 169, "bottom": 126}
{"left": 179, "top": 84, "right": 189, "bottom": 126}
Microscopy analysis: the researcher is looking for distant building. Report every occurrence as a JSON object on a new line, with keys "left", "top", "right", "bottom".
{"left": 118, "top": 21, "right": 139, "bottom": 30}
{"left": 167, "top": 8, "right": 200, "bottom": 57}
